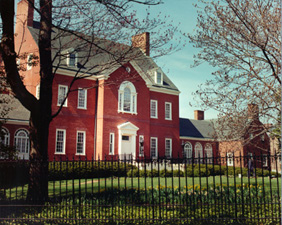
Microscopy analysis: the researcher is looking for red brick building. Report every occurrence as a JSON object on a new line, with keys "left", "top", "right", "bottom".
{"left": 0, "top": 0, "right": 270, "bottom": 166}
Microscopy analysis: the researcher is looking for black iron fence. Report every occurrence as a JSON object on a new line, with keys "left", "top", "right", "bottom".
{"left": 0, "top": 154, "right": 281, "bottom": 224}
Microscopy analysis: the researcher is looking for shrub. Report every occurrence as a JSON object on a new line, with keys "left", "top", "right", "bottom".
{"left": 160, "top": 169, "right": 173, "bottom": 177}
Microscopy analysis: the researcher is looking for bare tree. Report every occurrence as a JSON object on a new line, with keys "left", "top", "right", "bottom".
{"left": 0, "top": 0, "right": 181, "bottom": 203}
{"left": 188, "top": 0, "right": 281, "bottom": 142}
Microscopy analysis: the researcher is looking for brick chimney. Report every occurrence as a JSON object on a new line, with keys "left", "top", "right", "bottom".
{"left": 194, "top": 110, "right": 204, "bottom": 120}
{"left": 132, "top": 32, "right": 150, "bottom": 56}
{"left": 247, "top": 104, "right": 259, "bottom": 120}
{"left": 16, "top": 0, "right": 34, "bottom": 28}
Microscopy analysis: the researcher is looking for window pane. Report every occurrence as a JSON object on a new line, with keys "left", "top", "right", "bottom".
{"left": 165, "top": 103, "right": 171, "bottom": 119}
{"left": 123, "top": 88, "right": 131, "bottom": 111}
{"left": 165, "top": 139, "right": 171, "bottom": 157}
{"left": 151, "top": 100, "right": 157, "bottom": 118}
{"left": 69, "top": 53, "right": 76, "bottom": 66}
{"left": 151, "top": 138, "right": 157, "bottom": 158}
{"left": 58, "top": 86, "right": 67, "bottom": 106}
{"left": 78, "top": 89, "right": 86, "bottom": 108}
{"left": 56, "top": 130, "right": 65, "bottom": 153}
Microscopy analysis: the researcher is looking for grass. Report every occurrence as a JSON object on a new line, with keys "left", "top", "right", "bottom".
{"left": 2, "top": 176, "right": 281, "bottom": 200}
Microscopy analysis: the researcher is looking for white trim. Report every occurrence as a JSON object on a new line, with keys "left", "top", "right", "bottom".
{"left": 57, "top": 85, "right": 68, "bottom": 107}
{"left": 27, "top": 53, "right": 33, "bottom": 70}
{"left": 76, "top": 131, "right": 86, "bottom": 155}
{"left": 180, "top": 136, "right": 215, "bottom": 141}
{"left": 139, "top": 135, "right": 144, "bottom": 157}
{"left": 165, "top": 102, "right": 172, "bottom": 120}
{"left": 184, "top": 142, "right": 193, "bottom": 159}
{"left": 1, "top": 127, "right": 10, "bottom": 146}
{"left": 118, "top": 81, "right": 137, "bottom": 114}
{"left": 77, "top": 88, "right": 87, "bottom": 109}
{"left": 165, "top": 138, "right": 172, "bottom": 158}
{"left": 14, "top": 128, "right": 30, "bottom": 154}
{"left": 227, "top": 153, "right": 234, "bottom": 166}
{"left": 155, "top": 71, "right": 163, "bottom": 85}
{"left": 0, "top": 120, "right": 29, "bottom": 125}
{"left": 109, "top": 133, "right": 115, "bottom": 155}
{"left": 149, "top": 87, "right": 180, "bottom": 96}
{"left": 150, "top": 100, "right": 158, "bottom": 119}
{"left": 53, "top": 68, "right": 105, "bottom": 80}
{"left": 262, "top": 154, "right": 268, "bottom": 167}
{"left": 150, "top": 137, "right": 158, "bottom": 159}
{"left": 36, "top": 84, "right": 40, "bottom": 99}
{"left": 55, "top": 129, "right": 66, "bottom": 155}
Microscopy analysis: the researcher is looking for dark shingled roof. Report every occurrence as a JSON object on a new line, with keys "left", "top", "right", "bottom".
{"left": 179, "top": 118, "right": 215, "bottom": 139}
{"left": 0, "top": 95, "right": 30, "bottom": 122}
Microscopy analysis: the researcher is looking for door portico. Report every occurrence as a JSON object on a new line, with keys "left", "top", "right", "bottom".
{"left": 117, "top": 122, "right": 139, "bottom": 159}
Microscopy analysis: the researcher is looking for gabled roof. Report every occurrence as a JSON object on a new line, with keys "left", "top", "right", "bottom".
{"left": 0, "top": 94, "right": 30, "bottom": 123}
{"left": 179, "top": 118, "right": 215, "bottom": 139}
{"left": 27, "top": 23, "right": 179, "bottom": 93}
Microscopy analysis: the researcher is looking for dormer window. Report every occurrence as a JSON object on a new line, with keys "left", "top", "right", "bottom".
{"left": 67, "top": 52, "right": 77, "bottom": 67}
{"left": 155, "top": 71, "right": 163, "bottom": 85}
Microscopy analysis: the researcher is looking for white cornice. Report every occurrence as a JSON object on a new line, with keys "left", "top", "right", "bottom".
{"left": 53, "top": 68, "right": 107, "bottom": 80}
{"left": 0, "top": 119, "right": 29, "bottom": 126}
{"left": 149, "top": 86, "right": 180, "bottom": 96}
{"left": 180, "top": 136, "right": 216, "bottom": 141}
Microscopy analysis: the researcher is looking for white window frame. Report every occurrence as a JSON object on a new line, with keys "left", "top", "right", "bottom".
{"left": 262, "top": 154, "right": 268, "bottom": 167}
{"left": 139, "top": 135, "right": 144, "bottom": 157}
{"left": 150, "top": 137, "right": 158, "bottom": 159}
{"left": 165, "top": 138, "right": 172, "bottom": 158}
{"left": 57, "top": 85, "right": 68, "bottom": 107}
{"left": 150, "top": 100, "right": 158, "bottom": 119}
{"left": 109, "top": 133, "right": 115, "bottom": 155}
{"left": 204, "top": 143, "right": 213, "bottom": 164}
{"left": 27, "top": 53, "right": 33, "bottom": 70}
{"left": 261, "top": 134, "right": 265, "bottom": 142}
{"left": 55, "top": 129, "right": 66, "bottom": 154}
{"left": 67, "top": 52, "right": 77, "bottom": 67}
{"left": 184, "top": 142, "right": 192, "bottom": 159}
{"left": 165, "top": 102, "right": 172, "bottom": 120}
{"left": 1, "top": 127, "right": 10, "bottom": 146}
{"left": 14, "top": 129, "right": 29, "bottom": 153}
{"left": 76, "top": 131, "right": 86, "bottom": 155}
{"left": 77, "top": 88, "right": 87, "bottom": 109}
{"left": 118, "top": 81, "right": 137, "bottom": 114}
{"left": 195, "top": 142, "right": 203, "bottom": 163}
{"left": 36, "top": 84, "right": 40, "bottom": 99}
{"left": 155, "top": 71, "right": 163, "bottom": 85}
{"left": 227, "top": 153, "right": 234, "bottom": 166}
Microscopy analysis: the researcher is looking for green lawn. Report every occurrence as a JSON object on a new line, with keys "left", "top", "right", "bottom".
{"left": 3, "top": 176, "right": 281, "bottom": 200}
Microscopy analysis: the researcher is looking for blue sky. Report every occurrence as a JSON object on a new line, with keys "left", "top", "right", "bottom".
{"left": 133, "top": 0, "right": 219, "bottom": 119}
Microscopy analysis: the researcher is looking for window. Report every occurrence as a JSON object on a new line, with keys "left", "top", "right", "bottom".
{"left": 78, "top": 88, "right": 87, "bottom": 109}
{"left": 118, "top": 81, "right": 137, "bottom": 114}
{"left": 150, "top": 137, "right": 158, "bottom": 159}
{"left": 36, "top": 84, "right": 40, "bottom": 99}
{"left": 150, "top": 100, "right": 158, "bottom": 118}
{"left": 139, "top": 135, "right": 144, "bottom": 157}
{"left": 109, "top": 133, "right": 115, "bottom": 155}
{"left": 262, "top": 154, "right": 268, "bottom": 167}
{"left": 57, "top": 85, "right": 68, "bottom": 107}
{"left": 0, "top": 127, "right": 10, "bottom": 146}
{"left": 67, "top": 52, "right": 77, "bottom": 67}
{"left": 14, "top": 129, "right": 29, "bottom": 154}
{"left": 27, "top": 54, "right": 33, "bottom": 70}
{"left": 55, "top": 129, "right": 66, "bottom": 154}
{"left": 184, "top": 142, "right": 192, "bottom": 159}
{"left": 261, "top": 134, "right": 265, "bottom": 142}
{"left": 227, "top": 153, "right": 234, "bottom": 166}
{"left": 195, "top": 142, "right": 203, "bottom": 163}
{"left": 165, "top": 138, "right": 172, "bottom": 158}
{"left": 165, "top": 102, "right": 172, "bottom": 120}
{"left": 76, "top": 131, "right": 85, "bottom": 155}
{"left": 250, "top": 133, "right": 253, "bottom": 139}
{"left": 204, "top": 143, "right": 213, "bottom": 164}
{"left": 122, "top": 135, "right": 130, "bottom": 141}
{"left": 155, "top": 71, "right": 163, "bottom": 85}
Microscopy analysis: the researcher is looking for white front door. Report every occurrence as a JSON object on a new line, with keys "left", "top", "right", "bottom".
{"left": 117, "top": 122, "right": 139, "bottom": 160}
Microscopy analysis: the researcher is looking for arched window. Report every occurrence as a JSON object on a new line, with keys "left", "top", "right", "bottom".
{"left": 0, "top": 127, "right": 10, "bottom": 146}
{"left": 204, "top": 143, "right": 213, "bottom": 164}
{"left": 14, "top": 129, "right": 29, "bottom": 154}
{"left": 118, "top": 81, "right": 137, "bottom": 114}
{"left": 195, "top": 142, "right": 203, "bottom": 163}
{"left": 184, "top": 142, "right": 192, "bottom": 159}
